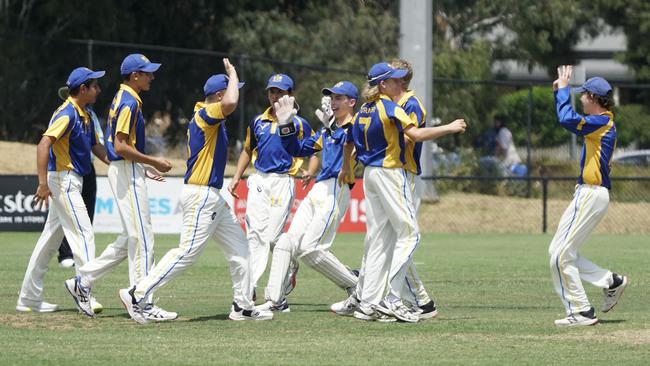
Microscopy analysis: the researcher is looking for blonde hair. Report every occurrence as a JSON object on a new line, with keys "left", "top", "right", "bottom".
{"left": 390, "top": 58, "right": 413, "bottom": 89}
{"left": 362, "top": 82, "right": 380, "bottom": 102}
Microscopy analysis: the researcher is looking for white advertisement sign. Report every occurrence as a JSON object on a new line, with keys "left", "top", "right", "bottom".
{"left": 93, "top": 177, "right": 234, "bottom": 234}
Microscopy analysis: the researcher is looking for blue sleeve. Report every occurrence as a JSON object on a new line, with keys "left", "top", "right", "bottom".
{"left": 403, "top": 99, "right": 425, "bottom": 127}
{"left": 555, "top": 87, "right": 611, "bottom": 136}
{"left": 281, "top": 129, "right": 324, "bottom": 157}
{"left": 298, "top": 117, "right": 313, "bottom": 140}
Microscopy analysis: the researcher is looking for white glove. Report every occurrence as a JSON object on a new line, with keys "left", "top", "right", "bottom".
{"left": 274, "top": 95, "right": 297, "bottom": 124}
{"left": 314, "top": 96, "right": 334, "bottom": 128}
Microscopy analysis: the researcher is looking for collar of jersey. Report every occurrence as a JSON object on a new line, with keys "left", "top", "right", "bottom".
{"left": 260, "top": 107, "right": 278, "bottom": 123}
{"left": 194, "top": 101, "right": 209, "bottom": 112}
{"left": 600, "top": 111, "right": 613, "bottom": 120}
{"left": 379, "top": 94, "right": 392, "bottom": 102}
{"left": 119, "top": 84, "right": 143, "bottom": 105}
{"left": 397, "top": 90, "right": 415, "bottom": 106}
{"left": 67, "top": 97, "right": 90, "bottom": 123}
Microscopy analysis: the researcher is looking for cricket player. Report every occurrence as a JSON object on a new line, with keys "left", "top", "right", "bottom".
{"left": 65, "top": 54, "right": 176, "bottom": 321}
{"left": 333, "top": 62, "right": 465, "bottom": 322}
{"left": 549, "top": 65, "right": 628, "bottom": 327}
{"left": 17, "top": 67, "right": 109, "bottom": 313}
{"left": 259, "top": 81, "right": 360, "bottom": 312}
{"left": 387, "top": 58, "right": 437, "bottom": 319}
{"left": 119, "top": 59, "right": 273, "bottom": 324}
{"left": 228, "top": 73, "right": 318, "bottom": 309}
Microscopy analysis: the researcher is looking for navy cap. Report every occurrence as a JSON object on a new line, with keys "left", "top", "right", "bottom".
{"left": 367, "top": 62, "right": 408, "bottom": 86}
{"left": 266, "top": 73, "right": 294, "bottom": 91}
{"left": 203, "top": 74, "right": 245, "bottom": 96}
{"left": 120, "top": 54, "right": 161, "bottom": 76}
{"left": 322, "top": 81, "right": 359, "bottom": 100}
{"left": 66, "top": 67, "right": 105, "bottom": 89}
{"left": 572, "top": 77, "right": 612, "bottom": 97}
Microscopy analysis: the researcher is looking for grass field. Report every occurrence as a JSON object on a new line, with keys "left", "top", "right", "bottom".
{"left": 1, "top": 232, "right": 648, "bottom": 365}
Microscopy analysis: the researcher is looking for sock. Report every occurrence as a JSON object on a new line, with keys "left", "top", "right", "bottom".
{"left": 609, "top": 273, "right": 623, "bottom": 289}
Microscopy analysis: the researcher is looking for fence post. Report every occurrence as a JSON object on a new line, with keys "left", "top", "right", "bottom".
{"left": 542, "top": 176, "right": 548, "bottom": 233}
{"left": 526, "top": 85, "right": 533, "bottom": 198}
{"left": 87, "top": 39, "right": 94, "bottom": 69}
{"left": 238, "top": 54, "right": 247, "bottom": 143}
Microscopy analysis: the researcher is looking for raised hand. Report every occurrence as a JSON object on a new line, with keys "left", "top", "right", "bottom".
{"left": 314, "top": 96, "right": 334, "bottom": 128}
{"left": 553, "top": 65, "right": 573, "bottom": 90}
{"left": 274, "top": 95, "right": 297, "bottom": 124}
{"left": 223, "top": 58, "right": 236, "bottom": 78}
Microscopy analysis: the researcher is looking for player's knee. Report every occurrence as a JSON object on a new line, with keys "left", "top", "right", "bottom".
{"left": 299, "top": 250, "right": 323, "bottom": 267}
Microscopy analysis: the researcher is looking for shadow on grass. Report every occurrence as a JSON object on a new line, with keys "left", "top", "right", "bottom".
{"left": 187, "top": 313, "right": 230, "bottom": 322}
{"left": 598, "top": 319, "right": 626, "bottom": 324}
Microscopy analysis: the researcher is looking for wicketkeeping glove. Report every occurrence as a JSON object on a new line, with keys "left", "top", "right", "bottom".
{"left": 275, "top": 95, "right": 298, "bottom": 136}
{"left": 314, "top": 96, "right": 334, "bottom": 129}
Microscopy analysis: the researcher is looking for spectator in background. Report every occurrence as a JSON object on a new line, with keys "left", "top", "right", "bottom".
{"left": 493, "top": 115, "right": 522, "bottom": 170}
{"left": 145, "top": 110, "right": 171, "bottom": 155}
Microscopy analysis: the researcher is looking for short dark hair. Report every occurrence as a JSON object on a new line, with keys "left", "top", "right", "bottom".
{"left": 68, "top": 80, "right": 94, "bottom": 96}
{"left": 590, "top": 91, "right": 614, "bottom": 110}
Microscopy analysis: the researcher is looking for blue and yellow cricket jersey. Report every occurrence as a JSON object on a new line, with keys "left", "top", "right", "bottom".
{"left": 398, "top": 91, "right": 427, "bottom": 175}
{"left": 555, "top": 87, "right": 617, "bottom": 189}
{"left": 105, "top": 84, "right": 146, "bottom": 161}
{"left": 350, "top": 95, "right": 415, "bottom": 168}
{"left": 281, "top": 116, "right": 355, "bottom": 184}
{"left": 244, "top": 107, "right": 313, "bottom": 175}
{"left": 44, "top": 97, "right": 97, "bottom": 176}
{"left": 184, "top": 102, "right": 229, "bottom": 189}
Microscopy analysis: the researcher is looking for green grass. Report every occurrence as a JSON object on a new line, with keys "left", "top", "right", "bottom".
{"left": 1, "top": 232, "right": 649, "bottom": 365}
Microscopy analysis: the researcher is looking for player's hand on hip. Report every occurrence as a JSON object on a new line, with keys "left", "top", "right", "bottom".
{"left": 153, "top": 157, "right": 172, "bottom": 173}
{"left": 34, "top": 183, "right": 52, "bottom": 210}
{"left": 448, "top": 118, "right": 467, "bottom": 134}
{"left": 228, "top": 178, "right": 240, "bottom": 199}
{"left": 555, "top": 65, "right": 572, "bottom": 90}
{"left": 145, "top": 166, "right": 166, "bottom": 182}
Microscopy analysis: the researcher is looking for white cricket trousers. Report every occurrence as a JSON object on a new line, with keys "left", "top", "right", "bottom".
{"left": 266, "top": 178, "right": 357, "bottom": 303}
{"left": 358, "top": 166, "right": 420, "bottom": 307}
{"left": 549, "top": 184, "right": 613, "bottom": 315}
{"left": 400, "top": 172, "right": 432, "bottom": 307}
{"left": 132, "top": 184, "right": 254, "bottom": 309}
{"left": 78, "top": 160, "right": 154, "bottom": 301}
{"left": 245, "top": 172, "right": 295, "bottom": 292}
{"left": 19, "top": 170, "right": 95, "bottom": 302}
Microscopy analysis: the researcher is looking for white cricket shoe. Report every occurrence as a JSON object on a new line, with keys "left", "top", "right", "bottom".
{"left": 602, "top": 274, "right": 628, "bottom": 313}
{"left": 142, "top": 304, "right": 178, "bottom": 322}
{"left": 256, "top": 298, "right": 290, "bottom": 313}
{"left": 229, "top": 302, "right": 273, "bottom": 321}
{"left": 58, "top": 258, "right": 75, "bottom": 268}
{"left": 353, "top": 304, "right": 395, "bottom": 322}
{"left": 16, "top": 299, "right": 58, "bottom": 313}
{"left": 118, "top": 287, "right": 148, "bottom": 325}
{"left": 554, "top": 307, "right": 599, "bottom": 327}
{"left": 64, "top": 276, "right": 94, "bottom": 317}
{"left": 330, "top": 294, "right": 359, "bottom": 316}
{"left": 376, "top": 300, "right": 418, "bottom": 323}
